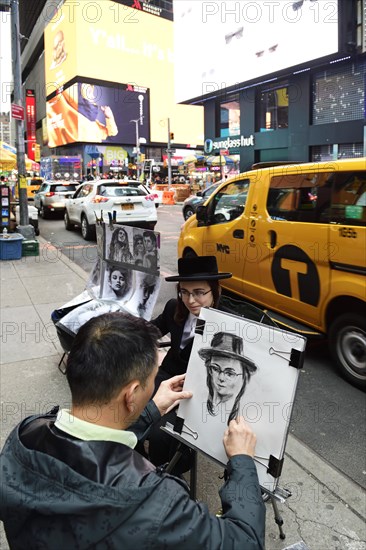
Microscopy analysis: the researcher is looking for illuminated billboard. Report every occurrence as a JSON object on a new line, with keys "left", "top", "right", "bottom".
{"left": 174, "top": 0, "right": 339, "bottom": 102}
{"left": 44, "top": 0, "right": 203, "bottom": 145}
{"left": 25, "top": 89, "right": 36, "bottom": 160}
{"left": 46, "top": 82, "right": 150, "bottom": 148}
{"left": 114, "top": 0, "right": 173, "bottom": 20}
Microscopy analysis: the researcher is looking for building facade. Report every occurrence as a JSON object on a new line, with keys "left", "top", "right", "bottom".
{"left": 19, "top": 0, "right": 204, "bottom": 178}
{"left": 175, "top": 0, "right": 366, "bottom": 173}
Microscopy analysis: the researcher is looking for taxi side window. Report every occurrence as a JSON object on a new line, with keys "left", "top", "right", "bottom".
{"left": 267, "top": 171, "right": 366, "bottom": 226}
{"left": 207, "top": 180, "right": 250, "bottom": 225}
{"left": 267, "top": 172, "right": 332, "bottom": 222}
{"left": 327, "top": 172, "right": 366, "bottom": 226}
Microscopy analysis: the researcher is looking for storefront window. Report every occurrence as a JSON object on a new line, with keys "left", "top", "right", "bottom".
{"left": 219, "top": 94, "right": 240, "bottom": 137}
{"left": 258, "top": 85, "right": 288, "bottom": 131}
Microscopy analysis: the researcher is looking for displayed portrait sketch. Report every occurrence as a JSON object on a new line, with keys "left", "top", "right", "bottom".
{"left": 106, "top": 225, "right": 134, "bottom": 264}
{"left": 141, "top": 230, "right": 160, "bottom": 273}
{"left": 57, "top": 299, "right": 124, "bottom": 336}
{"left": 123, "top": 271, "right": 161, "bottom": 321}
{"left": 57, "top": 223, "right": 161, "bottom": 335}
{"left": 103, "top": 224, "right": 160, "bottom": 274}
{"left": 132, "top": 230, "right": 146, "bottom": 267}
{"left": 168, "top": 307, "right": 306, "bottom": 492}
{"left": 86, "top": 258, "right": 102, "bottom": 293}
{"left": 101, "top": 263, "right": 134, "bottom": 304}
{"left": 55, "top": 222, "right": 161, "bottom": 337}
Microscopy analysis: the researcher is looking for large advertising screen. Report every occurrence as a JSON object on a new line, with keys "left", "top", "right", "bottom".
{"left": 44, "top": 0, "right": 203, "bottom": 145}
{"left": 46, "top": 82, "right": 150, "bottom": 148}
{"left": 174, "top": 0, "right": 339, "bottom": 102}
{"left": 114, "top": 0, "right": 173, "bottom": 20}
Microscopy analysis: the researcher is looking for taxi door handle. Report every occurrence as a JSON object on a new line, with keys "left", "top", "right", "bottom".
{"left": 233, "top": 229, "right": 244, "bottom": 239}
{"left": 269, "top": 230, "right": 277, "bottom": 248}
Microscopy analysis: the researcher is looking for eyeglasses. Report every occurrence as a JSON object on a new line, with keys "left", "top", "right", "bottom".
{"left": 209, "top": 364, "right": 243, "bottom": 380}
{"left": 179, "top": 289, "right": 212, "bottom": 300}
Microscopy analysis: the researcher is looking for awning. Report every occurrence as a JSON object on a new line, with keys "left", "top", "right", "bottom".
{"left": 206, "top": 155, "right": 236, "bottom": 166}
{"left": 0, "top": 141, "right": 40, "bottom": 172}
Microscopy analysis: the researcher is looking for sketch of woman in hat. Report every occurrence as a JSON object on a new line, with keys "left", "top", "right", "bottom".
{"left": 199, "top": 332, "right": 258, "bottom": 424}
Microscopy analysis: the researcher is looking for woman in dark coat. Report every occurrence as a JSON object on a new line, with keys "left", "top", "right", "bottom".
{"left": 147, "top": 256, "right": 232, "bottom": 473}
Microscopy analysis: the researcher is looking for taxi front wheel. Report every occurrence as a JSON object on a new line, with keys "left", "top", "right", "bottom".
{"left": 329, "top": 313, "right": 366, "bottom": 391}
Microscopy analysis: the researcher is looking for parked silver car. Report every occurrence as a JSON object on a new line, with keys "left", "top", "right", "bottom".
{"left": 34, "top": 181, "right": 79, "bottom": 218}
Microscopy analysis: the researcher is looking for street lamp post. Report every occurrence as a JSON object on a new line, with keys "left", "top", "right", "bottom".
{"left": 10, "top": 0, "right": 29, "bottom": 227}
{"left": 130, "top": 117, "right": 143, "bottom": 180}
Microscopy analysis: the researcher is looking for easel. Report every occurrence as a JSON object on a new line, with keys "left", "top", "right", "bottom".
{"left": 163, "top": 432, "right": 291, "bottom": 540}
{"left": 161, "top": 297, "right": 301, "bottom": 539}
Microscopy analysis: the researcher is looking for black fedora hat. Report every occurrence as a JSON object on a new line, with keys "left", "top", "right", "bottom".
{"left": 165, "top": 256, "right": 232, "bottom": 282}
{"left": 198, "top": 332, "right": 257, "bottom": 373}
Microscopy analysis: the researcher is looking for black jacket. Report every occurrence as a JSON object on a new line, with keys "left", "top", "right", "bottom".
{"left": 152, "top": 298, "right": 192, "bottom": 378}
{"left": 0, "top": 410, "right": 266, "bottom": 550}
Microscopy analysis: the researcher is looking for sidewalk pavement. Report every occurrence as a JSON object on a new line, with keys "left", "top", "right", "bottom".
{"left": 1, "top": 240, "right": 365, "bottom": 550}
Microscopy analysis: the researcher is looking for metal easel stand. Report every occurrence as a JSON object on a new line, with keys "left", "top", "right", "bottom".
{"left": 165, "top": 443, "right": 290, "bottom": 539}
{"left": 164, "top": 442, "right": 198, "bottom": 500}
{"left": 261, "top": 485, "right": 292, "bottom": 540}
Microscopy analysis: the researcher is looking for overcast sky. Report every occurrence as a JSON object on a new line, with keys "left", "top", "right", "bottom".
{"left": 0, "top": 13, "right": 12, "bottom": 112}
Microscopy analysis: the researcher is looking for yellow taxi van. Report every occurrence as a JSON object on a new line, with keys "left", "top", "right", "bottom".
{"left": 15, "top": 177, "right": 43, "bottom": 201}
{"left": 178, "top": 158, "right": 366, "bottom": 389}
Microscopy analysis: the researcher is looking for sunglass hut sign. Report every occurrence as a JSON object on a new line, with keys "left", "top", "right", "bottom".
{"left": 204, "top": 135, "right": 254, "bottom": 154}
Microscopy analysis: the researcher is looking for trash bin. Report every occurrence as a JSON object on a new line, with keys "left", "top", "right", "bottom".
{"left": 0, "top": 234, "right": 24, "bottom": 260}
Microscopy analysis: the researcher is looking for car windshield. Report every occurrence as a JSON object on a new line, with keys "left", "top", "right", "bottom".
{"left": 51, "top": 184, "right": 78, "bottom": 192}
{"left": 98, "top": 185, "right": 146, "bottom": 197}
{"left": 205, "top": 183, "right": 220, "bottom": 196}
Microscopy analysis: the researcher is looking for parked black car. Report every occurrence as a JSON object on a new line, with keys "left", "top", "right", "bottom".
{"left": 182, "top": 183, "right": 220, "bottom": 220}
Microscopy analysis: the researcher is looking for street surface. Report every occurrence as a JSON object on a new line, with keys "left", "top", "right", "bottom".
{"left": 38, "top": 205, "right": 366, "bottom": 489}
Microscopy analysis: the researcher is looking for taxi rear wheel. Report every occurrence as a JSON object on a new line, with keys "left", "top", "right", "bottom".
{"left": 329, "top": 313, "right": 366, "bottom": 390}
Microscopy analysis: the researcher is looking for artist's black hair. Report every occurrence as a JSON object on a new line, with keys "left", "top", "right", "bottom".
{"left": 66, "top": 312, "right": 161, "bottom": 406}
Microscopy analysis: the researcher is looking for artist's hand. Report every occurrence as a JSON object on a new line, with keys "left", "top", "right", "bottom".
{"left": 153, "top": 374, "right": 193, "bottom": 416}
{"left": 223, "top": 416, "right": 256, "bottom": 459}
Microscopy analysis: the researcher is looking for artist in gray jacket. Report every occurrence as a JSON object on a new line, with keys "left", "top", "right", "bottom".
{"left": 0, "top": 312, "right": 265, "bottom": 550}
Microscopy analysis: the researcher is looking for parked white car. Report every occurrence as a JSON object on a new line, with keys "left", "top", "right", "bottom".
{"left": 64, "top": 180, "right": 158, "bottom": 240}
{"left": 94, "top": 178, "right": 163, "bottom": 207}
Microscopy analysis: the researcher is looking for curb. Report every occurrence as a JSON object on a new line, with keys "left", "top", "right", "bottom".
{"left": 285, "top": 434, "right": 365, "bottom": 520}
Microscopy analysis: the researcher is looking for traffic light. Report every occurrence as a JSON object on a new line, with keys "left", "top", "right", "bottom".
{"left": 170, "top": 132, "right": 174, "bottom": 141}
